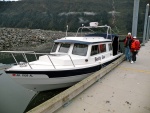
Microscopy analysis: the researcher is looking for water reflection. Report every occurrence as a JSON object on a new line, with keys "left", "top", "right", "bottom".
{"left": 25, "top": 88, "right": 67, "bottom": 112}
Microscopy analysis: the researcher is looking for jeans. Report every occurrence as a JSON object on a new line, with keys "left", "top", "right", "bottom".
{"left": 125, "top": 46, "right": 131, "bottom": 61}
{"left": 131, "top": 51, "right": 138, "bottom": 62}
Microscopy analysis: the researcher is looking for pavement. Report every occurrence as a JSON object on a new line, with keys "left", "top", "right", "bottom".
{"left": 54, "top": 41, "right": 150, "bottom": 113}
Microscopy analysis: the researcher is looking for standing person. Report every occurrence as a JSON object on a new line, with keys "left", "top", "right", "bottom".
{"left": 124, "top": 32, "right": 133, "bottom": 61}
{"left": 130, "top": 36, "right": 141, "bottom": 64}
{"left": 112, "top": 35, "right": 119, "bottom": 56}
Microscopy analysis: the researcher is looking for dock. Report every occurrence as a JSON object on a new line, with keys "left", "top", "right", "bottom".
{"left": 27, "top": 41, "right": 150, "bottom": 113}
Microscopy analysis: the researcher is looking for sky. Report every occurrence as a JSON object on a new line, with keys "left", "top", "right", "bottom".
{"left": 0, "top": 0, "right": 19, "bottom": 1}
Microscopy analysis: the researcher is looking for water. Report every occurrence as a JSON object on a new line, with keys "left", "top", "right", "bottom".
{"left": 0, "top": 63, "right": 37, "bottom": 113}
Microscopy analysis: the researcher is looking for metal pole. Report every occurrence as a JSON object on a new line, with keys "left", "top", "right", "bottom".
{"left": 148, "top": 15, "right": 150, "bottom": 41}
{"left": 142, "top": 4, "right": 149, "bottom": 46}
{"left": 146, "top": 16, "right": 150, "bottom": 42}
{"left": 132, "top": 0, "right": 140, "bottom": 37}
{"left": 149, "top": 16, "right": 150, "bottom": 41}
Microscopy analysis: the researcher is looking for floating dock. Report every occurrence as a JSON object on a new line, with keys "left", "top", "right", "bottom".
{"left": 27, "top": 41, "right": 150, "bottom": 113}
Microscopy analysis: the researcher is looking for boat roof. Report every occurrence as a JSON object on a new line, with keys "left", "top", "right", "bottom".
{"left": 55, "top": 23, "right": 118, "bottom": 45}
{"left": 54, "top": 36, "right": 112, "bottom": 45}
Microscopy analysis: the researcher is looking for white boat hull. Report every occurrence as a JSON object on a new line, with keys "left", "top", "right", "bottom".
{"left": 9, "top": 73, "right": 92, "bottom": 91}
{"left": 6, "top": 53, "right": 123, "bottom": 91}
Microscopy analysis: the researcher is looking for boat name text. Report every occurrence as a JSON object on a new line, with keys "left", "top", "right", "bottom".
{"left": 95, "top": 57, "right": 101, "bottom": 61}
{"left": 102, "top": 55, "right": 105, "bottom": 59}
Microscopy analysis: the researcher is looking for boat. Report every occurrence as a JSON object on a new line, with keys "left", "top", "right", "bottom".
{"left": 0, "top": 22, "right": 123, "bottom": 91}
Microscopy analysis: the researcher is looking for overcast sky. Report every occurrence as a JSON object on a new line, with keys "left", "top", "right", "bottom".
{"left": 0, "top": 0, "right": 19, "bottom": 1}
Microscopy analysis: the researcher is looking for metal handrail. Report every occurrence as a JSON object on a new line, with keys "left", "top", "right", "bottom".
{"left": 25, "top": 52, "right": 75, "bottom": 68}
{"left": 22, "top": 52, "right": 32, "bottom": 69}
{"left": 0, "top": 51, "right": 76, "bottom": 69}
{"left": 47, "top": 55, "right": 56, "bottom": 69}
{"left": 11, "top": 53, "right": 18, "bottom": 65}
{"left": 75, "top": 25, "right": 111, "bottom": 37}
{"left": 68, "top": 54, "right": 75, "bottom": 67}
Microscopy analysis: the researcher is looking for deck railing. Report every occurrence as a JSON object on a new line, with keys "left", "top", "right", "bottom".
{"left": 0, "top": 51, "right": 75, "bottom": 69}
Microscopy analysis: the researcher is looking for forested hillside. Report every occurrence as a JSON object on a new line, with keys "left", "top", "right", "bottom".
{"left": 0, "top": 0, "right": 149, "bottom": 35}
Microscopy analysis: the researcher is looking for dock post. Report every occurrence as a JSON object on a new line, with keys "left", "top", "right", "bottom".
{"left": 148, "top": 16, "right": 150, "bottom": 41}
{"left": 146, "top": 16, "right": 150, "bottom": 42}
{"left": 132, "top": 0, "right": 140, "bottom": 37}
{"left": 142, "top": 4, "right": 149, "bottom": 45}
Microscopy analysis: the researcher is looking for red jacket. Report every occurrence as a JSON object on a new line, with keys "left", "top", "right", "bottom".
{"left": 130, "top": 39, "right": 141, "bottom": 52}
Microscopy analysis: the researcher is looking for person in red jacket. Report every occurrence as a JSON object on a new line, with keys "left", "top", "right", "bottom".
{"left": 130, "top": 36, "right": 141, "bottom": 64}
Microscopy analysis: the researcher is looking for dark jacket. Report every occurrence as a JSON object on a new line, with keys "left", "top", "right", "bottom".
{"left": 124, "top": 36, "right": 133, "bottom": 48}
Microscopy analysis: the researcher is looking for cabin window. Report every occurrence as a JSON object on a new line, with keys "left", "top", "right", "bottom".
{"left": 108, "top": 43, "right": 112, "bottom": 51}
{"left": 99, "top": 44, "right": 106, "bottom": 53}
{"left": 59, "top": 43, "right": 70, "bottom": 53}
{"left": 51, "top": 43, "right": 59, "bottom": 52}
{"left": 72, "top": 44, "right": 88, "bottom": 56}
{"left": 91, "top": 45, "right": 100, "bottom": 56}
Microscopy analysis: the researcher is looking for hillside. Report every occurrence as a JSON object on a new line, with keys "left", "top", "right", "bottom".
{"left": 0, "top": 0, "right": 149, "bottom": 35}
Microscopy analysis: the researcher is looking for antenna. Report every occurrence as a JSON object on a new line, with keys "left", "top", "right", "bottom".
{"left": 66, "top": 25, "right": 68, "bottom": 37}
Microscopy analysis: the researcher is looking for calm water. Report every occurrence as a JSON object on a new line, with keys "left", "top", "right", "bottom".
{"left": 0, "top": 63, "right": 37, "bottom": 113}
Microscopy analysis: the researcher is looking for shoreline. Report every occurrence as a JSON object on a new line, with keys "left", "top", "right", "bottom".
{"left": 0, "top": 28, "right": 75, "bottom": 61}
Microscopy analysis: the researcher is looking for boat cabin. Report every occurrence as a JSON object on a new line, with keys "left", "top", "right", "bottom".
{"left": 46, "top": 23, "right": 120, "bottom": 67}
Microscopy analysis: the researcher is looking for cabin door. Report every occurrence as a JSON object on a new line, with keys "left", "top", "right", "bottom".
{"left": 112, "top": 36, "right": 119, "bottom": 56}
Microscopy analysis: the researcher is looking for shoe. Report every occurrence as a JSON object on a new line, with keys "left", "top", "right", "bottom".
{"left": 131, "top": 61, "right": 134, "bottom": 64}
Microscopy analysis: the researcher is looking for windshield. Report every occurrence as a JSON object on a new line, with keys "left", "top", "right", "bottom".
{"left": 58, "top": 43, "right": 70, "bottom": 53}
{"left": 51, "top": 43, "right": 59, "bottom": 52}
{"left": 72, "top": 44, "right": 88, "bottom": 56}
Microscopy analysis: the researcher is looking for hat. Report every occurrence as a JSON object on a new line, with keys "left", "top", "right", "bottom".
{"left": 133, "top": 36, "right": 136, "bottom": 38}
{"left": 128, "top": 32, "right": 131, "bottom": 35}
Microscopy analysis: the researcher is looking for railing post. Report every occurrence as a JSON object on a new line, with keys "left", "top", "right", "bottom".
{"left": 142, "top": 4, "right": 149, "bottom": 46}
{"left": 68, "top": 55, "right": 75, "bottom": 67}
{"left": 33, "top": 52, "right": 38, "bottom": 60}
{"left": 47, "top": 55, "right": 56, "bottom": 69}
{"left": 11, "top": 53, "right": 18, "bottom": 65}
{"left": 23, "top": 52, "right": 32, "bottom": 69}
